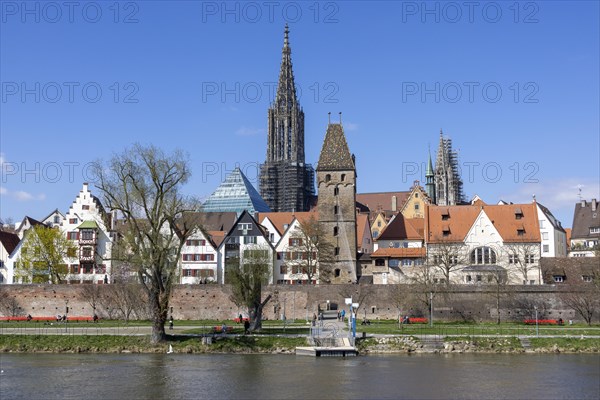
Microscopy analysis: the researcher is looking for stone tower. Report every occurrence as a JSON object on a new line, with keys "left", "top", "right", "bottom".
{"left": 434, "top": 130, "right": 464, "bottom": 206}
{"left": 316, "top": 121, "right": 357, "bottom": 283}
{"left": 259, "top": 24, "right": 315, "bottom": 212}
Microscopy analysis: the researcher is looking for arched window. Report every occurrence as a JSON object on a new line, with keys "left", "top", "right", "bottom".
{"left": 341, "top": 174, "right": 346, "bottom": 182}
{"left": 334, "top": 187, "right": 339, "bottom": 196}
{"left": 325, "top": 174, "right": 331, "bottom": 182}
{"left": 334, "top": 269, "right": 341, "bottom": 277}
{"left": 470, "top": 247, "right": 497, "bottom": 264}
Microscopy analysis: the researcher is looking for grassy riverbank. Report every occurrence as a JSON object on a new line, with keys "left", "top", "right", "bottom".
{"left": 0, "top": 335, "right": 308, "bottom": 354}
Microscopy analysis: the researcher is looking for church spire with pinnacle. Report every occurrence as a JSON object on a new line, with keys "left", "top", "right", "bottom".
{"left": 260, "top": 25, "right": 314, "bottom": 212}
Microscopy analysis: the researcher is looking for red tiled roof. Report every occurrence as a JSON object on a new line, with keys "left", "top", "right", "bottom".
{"left": 425, "top": 203, "right": 541, "bottom": 243}
{"left": 377, "top": 215, "right": 425, "bottom": 241}
{"left": 356, "top": 192, "right": 410, "bottom": 212}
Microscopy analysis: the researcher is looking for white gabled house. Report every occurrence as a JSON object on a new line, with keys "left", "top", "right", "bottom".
{"left": 219, "top": 211, "right": 275, "bottom": 284}
{"left": 179, "top": 227, "right": 220, "bottom": 284}
{"left": 61, "top": 183, "right": 113, "bottom": 284}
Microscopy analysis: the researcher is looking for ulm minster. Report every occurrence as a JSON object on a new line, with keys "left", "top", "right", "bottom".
{"left": 0, "top": 25, "right": 598, "bottom": 327}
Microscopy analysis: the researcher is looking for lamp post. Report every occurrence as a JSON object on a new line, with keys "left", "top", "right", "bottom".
{"left": 534, "top": 306, "right": 539, "bottom": 337}
{"left": 429, "top": 292, "right": 433, "bottom": 327}
{"left": 65, "top": 299, "right": 69, "bottom": 333}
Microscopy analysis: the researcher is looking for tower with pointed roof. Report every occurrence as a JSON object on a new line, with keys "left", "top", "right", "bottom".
{"left": 259, "top": 25, "right": 315, "bottom": 212}
{"left": 425, "top": 150, "right": 435, "bottom": 203}
{"left": 434, "top": 130, "right": 464, "bottom": 206}
{"left": 316, "top": 121, "right": 357, "bottom": 283}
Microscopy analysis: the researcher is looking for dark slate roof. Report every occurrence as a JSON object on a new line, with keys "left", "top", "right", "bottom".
{"left": 0, "top": 231, "right": 20, "bottom": 254}
{"left": 571, "top": 200, "right": 599, "bottom": 240}
{"left": 540, "top": 257, "right": 599, "bottom": 284}
{"left": 357, "top": 275, "right": 373, "bottom": 284}
{"left": 316, "top": 123, "right": 354, "bottom": 171}
{"left": 537, "top": 202, "right": 565, "bottom": 233}
{"left": 181, "top": 212, "right": 237, "bottom": 232}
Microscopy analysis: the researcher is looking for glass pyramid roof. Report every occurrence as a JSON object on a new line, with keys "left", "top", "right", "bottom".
{"left": 202, "top": 167, "right": 271, "bottom": 215}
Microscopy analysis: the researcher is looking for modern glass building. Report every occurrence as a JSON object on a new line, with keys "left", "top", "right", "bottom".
{"left": 202, "top": 167, "right": 271, "bottom": 216}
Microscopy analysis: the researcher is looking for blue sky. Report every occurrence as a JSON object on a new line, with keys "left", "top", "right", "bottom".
{"left": 1, "top": 1, "right": 599, "bottom": 227}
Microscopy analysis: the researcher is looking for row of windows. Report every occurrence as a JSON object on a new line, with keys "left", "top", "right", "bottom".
{"left": 185, "top": 239, "right": 206, "bottom": 246}
{"left": 375, "top": 258, "right": 424, "bottom": 267}
{"left": 182, "top": 269, "right": 215, "bottom": 278}
{"left": 279, "top": 265, "right": 316, "bottom": 274}
{"left": 277, "top": 252, "right": 317, "bottom": 261}
{"left": 69, "top": 264, "right": 106, "bottom": 274}
{"left": 325, "top": 174, "right": 346, "bottom": 182}
{"left": 508, "top": 254, "right": 535, "bottom": 264}
{"left": 182, "top": 254, "right": 215, "bottom": 262}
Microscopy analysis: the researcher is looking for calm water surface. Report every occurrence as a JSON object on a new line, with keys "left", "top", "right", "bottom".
{"left": 1, "top": 353, "right": 598, "bottom": 400}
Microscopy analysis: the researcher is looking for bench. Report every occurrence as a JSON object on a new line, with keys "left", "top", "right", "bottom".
{"left": 212, "top": 326, "right": 234, "bottom": 334}
{"left": 233, "top": 317, "right": 250, "bottom": 323}
{"left": 408, "top": 318, "right": 428, "bottom": 324}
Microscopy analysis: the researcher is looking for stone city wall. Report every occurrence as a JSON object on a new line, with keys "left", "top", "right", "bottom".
{"left": 0, "top": 284, "right": 592, "bottom": 323}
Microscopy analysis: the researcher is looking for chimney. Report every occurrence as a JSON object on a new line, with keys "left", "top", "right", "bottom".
{"left": 581, "top": 200, "right": 587, "bottom": 207}
{"left": 592, "top": 198, "right": 597, "bottom": 212}
{"left": 392, "top": 196, "right": 397, "bottom": 212}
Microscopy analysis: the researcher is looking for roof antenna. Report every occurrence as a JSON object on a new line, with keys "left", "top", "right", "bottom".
{"left": 577, "top": 186, "right": 583, "bottom": 201}
{"left": 328, "top": 112, "right": 331, "bottom": 124}
{"left": 339, "top": 112, "right": 342, "bottom": 125}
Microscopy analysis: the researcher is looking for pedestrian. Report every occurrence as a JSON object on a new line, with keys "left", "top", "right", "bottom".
{"left": 312, "top": 313, "right": 317, "bottom": 326}
{"left": 239, "top": 314, "right": 243, "bottom": 323}
{"left": 341, "top": 309, "right": 346, "bottom": 322}
{"left": 93, "top": 314, "right": 98, "bottom": 323}
{"left": 244, "top": 319, "right": 250, "bottom": 334}
{"left": 169, "top": 316, "right": 174, "bottom": 330}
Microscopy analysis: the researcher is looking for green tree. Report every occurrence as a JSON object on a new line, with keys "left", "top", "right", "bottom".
{"left": 92, "top": 144, "right": 197, "bottom": 343}
{"left": 228, "top": 246, "right": 273, "bottom": 332}
{"left": 15, "top": 225, "right": 76, "bottom": 284}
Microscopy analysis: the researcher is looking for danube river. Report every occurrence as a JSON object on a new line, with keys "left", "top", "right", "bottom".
{"left": 1, "top": 353, "right": 598, "bottom": 399}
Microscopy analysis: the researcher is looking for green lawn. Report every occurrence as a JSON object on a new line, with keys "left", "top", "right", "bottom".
{"left": 351, "top": 320, "right": 600, "bottom": 336}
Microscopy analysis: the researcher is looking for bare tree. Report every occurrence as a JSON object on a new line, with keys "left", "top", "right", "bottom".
{"left": 504, "top": 243, "right": 541, "bottom": 284}
{"left": 559, "top": 268, "right": 600, "bottom": 326}
{"left": 0, "top": 289, "right": 21, "bottom": 317}
{"left": 228, "top": 246, "right": 273, "bottom": 331}
{"left": 286, "top": 215, "right": 335, "bottom": 284}
{"left": 80, "top": 284, "right": 102, "bottom": 316}
{"left": 426, "top": 239, "right": 469, "bottom": 285}
{"left": 485, "top": 266, "right": 514, "bottom": 324}
{"left": 92, "top": 144, "right": 197, "bottom": 343}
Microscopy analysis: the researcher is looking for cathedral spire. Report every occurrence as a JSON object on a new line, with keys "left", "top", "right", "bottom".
{"left": 275, "top": 23, "right": 297, "bottom": 110}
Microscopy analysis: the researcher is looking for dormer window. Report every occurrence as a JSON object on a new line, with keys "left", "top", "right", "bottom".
{"left": 341, "top": 174, "right": 346, "bottom": 182}
{"left": 515, "top": 208, "right": 523, "bottom": 219}
{"left": 441, "top": 210, "right": 450, "bottom": 220}
{"left": 517, "top": 229, "right": 525, "bottom": 236}
{"left": 442, "top": 225, "right": 451, "bottom": 236}
{"left": 590, "top": 227, "right": 600, "bottom": 234}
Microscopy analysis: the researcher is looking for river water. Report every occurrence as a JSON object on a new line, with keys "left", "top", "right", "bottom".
{"left": 0, "top": 353, "right": 598, "bottom": 399}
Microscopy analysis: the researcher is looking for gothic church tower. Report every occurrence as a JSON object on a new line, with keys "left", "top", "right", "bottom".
{"left": 434, "top": 130, "right": 464, "bottom": 206}
{"left": 259, "top": 25, "right": 314, "bottom": 212}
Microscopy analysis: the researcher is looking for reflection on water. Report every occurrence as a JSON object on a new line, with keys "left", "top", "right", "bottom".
{"left": 1, "top": 353, "right": 599, "bottom": 400}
